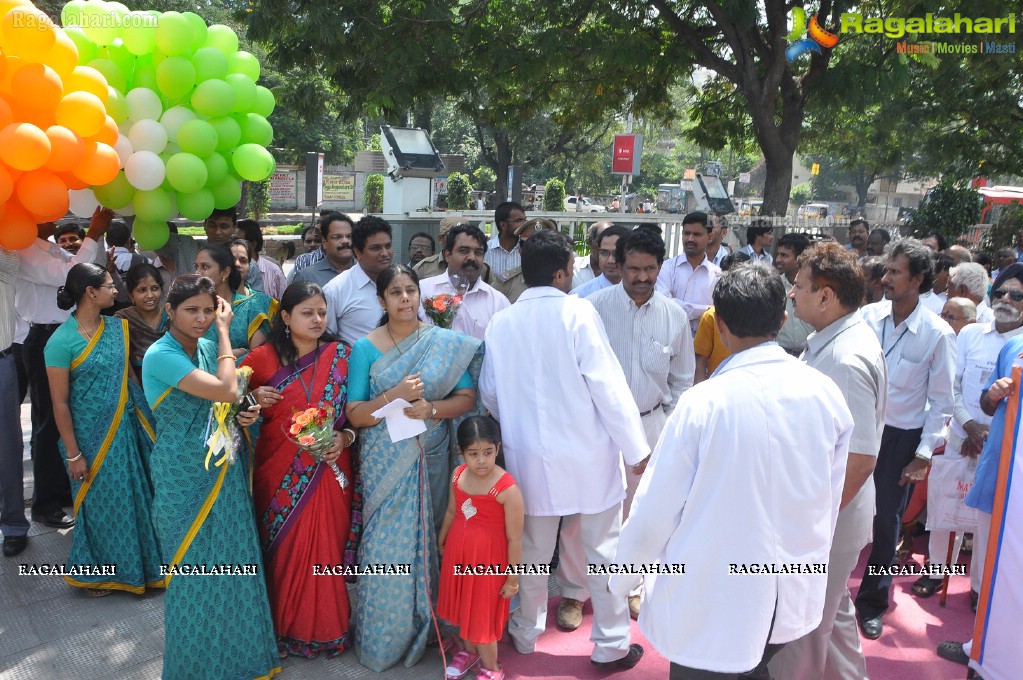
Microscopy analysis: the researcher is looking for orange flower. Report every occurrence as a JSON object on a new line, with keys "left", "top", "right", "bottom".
{"left": 298, "top": 435, "right": 316, "bottom": 446}
{"left": 303, "top": 407, "right": 318, "bottom": 416}
{"left": 296, "top": 412, "right": 313, "bottom": 426}
{"left": 289, "top": 423, "right": 303, "bottom": 435}
{"left": 431, "top": 298, "right": 446, "bottom": 311}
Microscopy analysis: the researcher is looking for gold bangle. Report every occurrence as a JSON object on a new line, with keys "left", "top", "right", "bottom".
{"left": 217, "top": 354, "right": 236, "bottom": 362}
{"left": 382, "top": 390, "right": 390, "bottom": 404}
{"left": 67, "top": 453, "right": 84, "bottom": 463}
{"left": 342, "top": 428, "right": 357, "bottom": 447}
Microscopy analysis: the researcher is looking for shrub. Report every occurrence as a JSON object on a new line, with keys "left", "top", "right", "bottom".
{"left": 789, "top": 182, "right": 813, "bottom": 207}
{"left": 446, "top": 172, "right": 472, "bottom": 210}
{"left": 473, "top": 166, "right": 496, "bottom": 191}
{"left": 364, "top": 174, "right": 384, "bottom": 213}
{"left": 544, "top": 179, "right": 566, "bottom": 212}
{"left": 247, "top": 178, "right": 271, "bottom": 220}
{"left": 909, "top": 176, "right": 980, "bottom": 245}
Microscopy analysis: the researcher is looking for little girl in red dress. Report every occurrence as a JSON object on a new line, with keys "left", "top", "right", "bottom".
{"left": 438, "top": 416, "right": 524, "bottom": 680}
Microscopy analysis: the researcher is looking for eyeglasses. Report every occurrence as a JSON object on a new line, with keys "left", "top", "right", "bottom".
{"left": 991, "top": 289, "right": 1023, "bottom": 302}
{"left": 408, "top": 243, "right": 433, "bottom": 252}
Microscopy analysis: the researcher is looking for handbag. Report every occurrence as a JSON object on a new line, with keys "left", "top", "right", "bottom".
{"left": 925, "top": 451, "right": 979, "bottom": 533}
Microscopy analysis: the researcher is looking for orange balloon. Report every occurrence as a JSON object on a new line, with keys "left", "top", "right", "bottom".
{"left": 43, "top": 30, "right": 79, "bottom": 80}
{"left": 11, "top": 62, "right": 63, "bottom": 111}
{"left": 0, "top": 95, "right": 13, "bottom": 129}
{"left": 0, "top": 122, "right": 51, "bottom": 171}
{"left": 1, "top": 8, "right": 57, "bottom": 60}
{"left": 0, "top": 163, "right": 13, "bottom": 203}
{"left": 59, "top": 171, "right": 89, "bottom": 190}
{"left": 45, "top": 125, "right": 85, "bottom": 172}
{"left": 16, "top": 168, "right": 69, "bottom": 219}
{"left": 56, "top": 91, "right": 106, "bottom": 138}
{"left": 0, "top": 0, "right": 31, "bottom": 18}
{"left": 0, "top": 55, "right": 23, "bottom": 95}
{"left": 73, "top": 141, "right": 119, "bottom": 185}
{"left": 0, "top": 201, "right": 37, "bottom": 250}
{"left": 12, "top": 103, "right": 55, "bottom": 130}
{"left": 63, "top": 66, "right": 109, "bottom": 103}
{"left": 90, "top": 115, "right": 119, "bottom": 146}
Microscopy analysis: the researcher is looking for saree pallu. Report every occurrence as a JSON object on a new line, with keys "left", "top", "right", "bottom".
{"left": 354, "top": 326, "right": 483, "bottom": 672}
{"left": 115, "top": 307, "right": 168, "bottom": 378}
{"left": 242, "top": 341, "right": 354, "bottom": 658}
{"left": 203, "top": 288, "right": 274, "bottom": 355}
{"left": 60, "top": 318, "right": 163, "bottom": 593}
{"left": 150, "top": 341, "right": 279, "bottom": 680}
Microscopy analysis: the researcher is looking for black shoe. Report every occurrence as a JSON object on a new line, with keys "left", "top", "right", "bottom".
{"left": 2, "top": 535, "right": 28, "bottom": 557}
{"left": 971, "top": 589, "right": 979, "bottom": 612}
{"left": 859, "top": 616, "right": 883, "bottom": 640}
{"left": 32, "top": 510, "right": 75, "bottom": 529}
{"left": 592, "top": 644, "right": 644, "bottom": 670}
{"left": 936, "top": 640, "right": 969, "bottom": 666}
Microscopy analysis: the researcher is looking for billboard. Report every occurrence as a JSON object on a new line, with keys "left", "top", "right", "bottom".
{"left": 612, "top": 134, "right": 643, "bottom": 175}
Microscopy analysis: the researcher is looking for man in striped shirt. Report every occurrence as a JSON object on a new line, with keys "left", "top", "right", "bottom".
{"left": 484, "top": 201, "right": 526, "bottom": 278}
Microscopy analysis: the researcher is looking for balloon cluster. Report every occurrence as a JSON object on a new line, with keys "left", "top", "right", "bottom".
{"left": 60, "top": 0, "right": 277, "bottom": 249}
{"left": 0, "top": 0, "right": 121, "bottom": 249}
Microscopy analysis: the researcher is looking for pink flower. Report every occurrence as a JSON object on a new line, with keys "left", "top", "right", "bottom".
{"left": 298, "top": 435, "right": 316, "bottom": 446}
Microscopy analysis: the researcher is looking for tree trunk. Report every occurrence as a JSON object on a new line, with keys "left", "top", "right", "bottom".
{"left": 494, "top": 131, "right": 512, "bottom": 203}
{"left": 761, "top": 153, "right": 794, "bottom": 217}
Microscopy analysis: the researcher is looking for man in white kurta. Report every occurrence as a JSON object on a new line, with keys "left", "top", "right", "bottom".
{"left": 610, "top": 265, "right": 853, "bottom": 679}
{"left": 481, "top": 230, "right": 650, "bottom": 667}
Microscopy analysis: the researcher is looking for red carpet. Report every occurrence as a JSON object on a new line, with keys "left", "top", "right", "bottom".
{"left": 495, "top": 537, "right": 977, "bottom": 679}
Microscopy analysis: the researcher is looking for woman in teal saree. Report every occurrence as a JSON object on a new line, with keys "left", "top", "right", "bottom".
{"left": 142, "top": 274, "right": 279, "bottom": 680}
{"left": 346, "top": 264, "right": 483, "bottom": 672}
{"left": 195, "top": 243, "right": 273, "bottom": 359}
{"left": 44, "top": 263, "right": 162, "bottom": 595}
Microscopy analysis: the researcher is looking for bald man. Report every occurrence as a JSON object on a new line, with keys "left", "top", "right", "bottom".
{"left": 940, "top": 297, "right": 977, "bottom": 335}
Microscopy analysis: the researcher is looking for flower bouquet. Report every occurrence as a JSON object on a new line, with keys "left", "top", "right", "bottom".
{"left": 422, "top": 292, "right": 463, "bottom": 328}
{"left": 204, "top": 366, "right": 254, "bottom": 469}
{"left": 284, "top": 404, "right": 349, "bottom": 489}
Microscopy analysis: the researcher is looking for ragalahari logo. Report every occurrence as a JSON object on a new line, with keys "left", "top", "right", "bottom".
{"left": 786, "top": 8, "right": 840, "bottom": 61}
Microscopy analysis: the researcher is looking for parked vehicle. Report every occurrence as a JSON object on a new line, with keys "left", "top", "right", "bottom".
{"left": 565, "top": 196, "right": 607, "bottom": 212}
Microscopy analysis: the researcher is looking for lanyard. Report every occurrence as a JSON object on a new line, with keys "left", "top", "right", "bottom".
{"left": 293, "top": 347, "right": 320, "bottom": 404}
{"left": 882, "top": 317, "right": 910, "bottom": 359}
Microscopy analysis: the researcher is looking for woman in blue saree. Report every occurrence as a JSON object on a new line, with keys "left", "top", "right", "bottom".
{"left": 44, "top": 263, "right": 162, "bottom": 596}
{"left": 346, "top": 264, "right": 483, "bottom": 672}
{"left": 142, "top": 274, "right": 279, "bottom": 680}
{"left": 195, "top": 243, "right": 272, "bottom": 359}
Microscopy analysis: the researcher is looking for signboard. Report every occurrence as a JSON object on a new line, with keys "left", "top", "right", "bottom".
{"left": 269, "top": 171, "right": 297, "bottom": 206}
{"left": 683, "top": 168, "right": 697, "bottom": 181}
{"left": 322, "top": 174, "right": 356, "bottom": 202}
{"left": 434, "top": 175, "right": 448, "bottom": 196}
{"left": 811, "top": 163, "right": 821, "bottom": 176}
{"left": 612, "top": 134, "right": 643, "bottom": 175}
{"left": 305, "top": 152, "right": 324, "bottom": 206}
{"left": 739, "top": 172, "right": 751, "bottom": 184}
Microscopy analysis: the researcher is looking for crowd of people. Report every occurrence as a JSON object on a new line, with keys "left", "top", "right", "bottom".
{"left": 0, "top": 202, "right": 1017, "bottom": 680}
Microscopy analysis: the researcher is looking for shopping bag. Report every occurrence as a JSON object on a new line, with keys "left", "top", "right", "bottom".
{"left": 925, "top": 452, "right": 979, "bottom": 533}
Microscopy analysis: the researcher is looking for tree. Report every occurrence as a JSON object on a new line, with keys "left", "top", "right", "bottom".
{"left": 445, "top": 172, "right": 472, "bottom": 210}
{"left": 790, "top": 182, "right": 812, "bottom": 207}
{"left": 908, "top": 176, "right": 980, "bottom": 245}
{"left": 364, "top": 174, "right": 384, "bottom": 213}
{"left": 544, "top": 180, "right": 567, "bottom": 212}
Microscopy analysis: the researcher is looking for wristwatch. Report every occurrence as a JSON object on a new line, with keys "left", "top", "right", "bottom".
{"left": 430, "top": 402, "right": 438, "bottom": 418}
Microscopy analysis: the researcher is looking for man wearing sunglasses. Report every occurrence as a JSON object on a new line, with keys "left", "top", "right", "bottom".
{"left": 854, "top": 238, "right": 956, "bottom": 641}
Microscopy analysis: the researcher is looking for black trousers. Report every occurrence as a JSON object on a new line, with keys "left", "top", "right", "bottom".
{"left": 22, "top": 324, "right": 72, "bottom": 516}
{"left": 854, "top": 424, "right": 923, "bottom": 620}
{"left": 669, "top": 643, "right": 784, "bottom": 680}
{"left": 13, "top": 342, "right": 28, "bottom": 404}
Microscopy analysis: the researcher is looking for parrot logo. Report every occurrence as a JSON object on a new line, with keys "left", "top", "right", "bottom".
{"left": 786, "top": 7, "right": 840, "bottom": 61}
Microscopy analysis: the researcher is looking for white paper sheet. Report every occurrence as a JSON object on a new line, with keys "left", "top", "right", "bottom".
{"left": 370, "top": 398, "right": 428, "bottom": 442}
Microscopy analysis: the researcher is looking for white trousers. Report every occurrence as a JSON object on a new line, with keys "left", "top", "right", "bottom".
{"left": 510, "top": 504, "right": 633, "bottom": 662}
{"left": 962, "top": 510, "right": 992, "bottom": 658}
{"left": 926, "top": 436, "right": 984, "bottom": 592}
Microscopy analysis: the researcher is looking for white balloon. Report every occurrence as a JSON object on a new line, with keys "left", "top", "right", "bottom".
{"left": 69, "top": 189, "right": 101, "bottom": 218}
{"left": 125, "top": 88, "right": 163, "bottom": 124}
{"left": 160, "top": 106, "right": 197, "bottom": 143}
{"left": 113, "top": 134, "right": 133, "bottom": 168}
{"left": 164, "top": 142, "right": 181, "bottom": 156}
{"left": 128, "top": 119, "right": 168, "bottom": 154}
{"left": 117, "top": 203, "right": 135, "bottom": 217}
{"left": 124, "top": 151, "right": 166, "bottom": 191}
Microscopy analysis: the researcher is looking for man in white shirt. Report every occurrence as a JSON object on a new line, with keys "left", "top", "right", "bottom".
{"left": 771, "top": 242, "right": 887, "bottom": 680}
{"left": 323, "top": 216, "right": 394, "bottom": 346}
{"left": 705, "top": 212, "right": 732, "bottom": 267}
{"left": 655, "top": 211, "right": 722, "bottom": 335}
{"left": 571, "top": 221, "right": 611, "bottom": 290}
{"left": 610, "top": 264, "right": 853, "bottom": 679}
{"left": 53, "top": 223, "right": 86, "bottom": 256}
{"left": 939, "top": 297, "right": 977, "bottom": 335}
{"left": 844, "top": 218, "right": 869, "bottom": 258}
{"left": 739, "top": 221, "right": 774, "bottom": 264}
{"left": 919, "top": 251, "right": 953, "bottom": 315}
{"left": 236, "top": 219, "right": 287, "bottom": 300}
{"left": 1, "top": 247, "right": 30, "bottom": 556}
{"left": 574, "top": 225, "right": 629, "bottom": 298}
{"left": 916, "top": 264, "right": 1023, "bottom": 608}
{"left": 855, "top": 238, "right": 956, "bottom": 640}
{"left": 483, "top": 201, "right": 525, "bottom": 278}
{"left": 773, "top": 232, "right": 815, "bottom": 355}
{"left": 419, "top": 223, "right": 509, "bottom": 340}
{"left": 16, "top": 211, "right": 112, "bottom": 530}
{"left": 947, "top": 262, "right": 994, "bottom": 324}
{"left": 481, "top": 230, "right": 650, "bottom": 669}
{"left": 107, "top": 221, "right": 149, "bottom": 276}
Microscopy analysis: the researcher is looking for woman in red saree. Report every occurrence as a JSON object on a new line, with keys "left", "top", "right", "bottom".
{"left": 241, "top": 280, "right": 359, "bottom": 658}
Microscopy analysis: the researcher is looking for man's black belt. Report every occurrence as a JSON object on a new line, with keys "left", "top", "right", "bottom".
{"left": 0, "top": 345, "right": 13, "bottom": 360}
{"left": 30, "top": 323, "right": 61, "bottom": 330}
{"left": 639, "top": 403, "right": 663, "bottom": 417}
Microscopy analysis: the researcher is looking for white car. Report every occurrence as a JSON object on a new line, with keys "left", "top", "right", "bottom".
{"left": 565, "top": 196, "right": 607, "bottom": 212}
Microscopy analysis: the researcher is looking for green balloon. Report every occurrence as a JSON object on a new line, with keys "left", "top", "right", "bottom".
{"left": 182, "top": 12, "right": 209, "bottom": 52}
{"left": 134, "top": 188, "right": 175, "bottom": 222}
{"left": 204, "top": 152, "right": 229, "bottom": 186}
{"left": 157, "top": 56, "right": 197, "bottom": 101}
{"left": 227, "top": 51, "right": 260, "bottom": 81}
{"left": 225, "top": 74, "right": 256, "bottom": 113}
{"left": 102, "top": 41, "right": 135, "bottom": 77}
{"left": 94, "top": 171, "right": 135, "bottom": 210}
{"left": 106, "top": 87, "right": 129, "bottom": 123}
{"left": 177, "top": 120, "right": 219, "bottom": 157}
{"left": 80, "top": 4, "right": 120, "bottom": 46}
{"left": 232, "top": 144, "right": 275, "bottom": 182}
{"left": 166, "top": 153, "right": 208, "bottom": 194}
{"left": 121, "top": 12, "right": 157, "bottom": 56}
{"left": 208, "top": 117, "right": 241, "bottom": 153}
{"left": 177, "top": 188, "right": 215, "bottom": 221}
{"left": 191, "top": 47, "right": 229, "bottom": 83}
{"left": 133, "top": 220, "right": 170, "bottom": 250}
{"left": 252, "top": 86, "right": 276, "bottom": 118}
{"left": 204, "top": 24, "right": 239, "bottom": 56}
{"left": 65, "top": 27, "right": 98, "bottom": 65}
{"left": 155, "top": 12, "right": 193, "bottom": 57}
{"left": 191, "top": 79, "right": 235, "bottom": 118}
{"left": 61, "top": 0, "right": 85, "bottom": 27}
{"left": 236, "top": 113, "right": 273, "bottom": 147}
{"left": 131, "top": 56, "right": 158, "bottom": 91}
{"left": 88, "top": 59, "right": 127, "bottom": 94}
{"left": 210, "top": 177, "right": 242, "bottom": 210}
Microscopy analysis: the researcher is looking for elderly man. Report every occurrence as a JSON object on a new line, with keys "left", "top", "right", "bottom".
{"left": 481, "top": 230, "right": 650, "bottom": 669}
{"left": 611, "top": 264, "right": 853, "bottom": 680}
{"left": 292, "top": 212, "right": 356, "bottom": 288}
{"left": 419, "top": 223, "right": 509, "bottom": 340}
{"left": 575, "top": 225, "right": 630, "bottom": 298}
{"left": 946, "top": 244, "right": 972, "bottom": 264}
{"left": 572, "top": 221, "right": 612, "bottom": 289}
{"left": 845, "top": 219, "right": 869, "bottom": 257}
{"left": 656, "top": 211, "right": 722, "bottom": 334}
{"left": 771, "top": 242, "right": 887, "bottom": 680}
{"left": 855, "top": 238, "right": 956, "bottom": 640}
{"left": 484, "top": 201, "right": 526, "bottom": 278}
{"left": 939, "top": 297, "right": 978, "bottom": 335}
{"left": 947, "top": 262, "right": 994, "bottom": 323}
{"left": 322, "top": 216, "right": 394, "bottom": 345}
